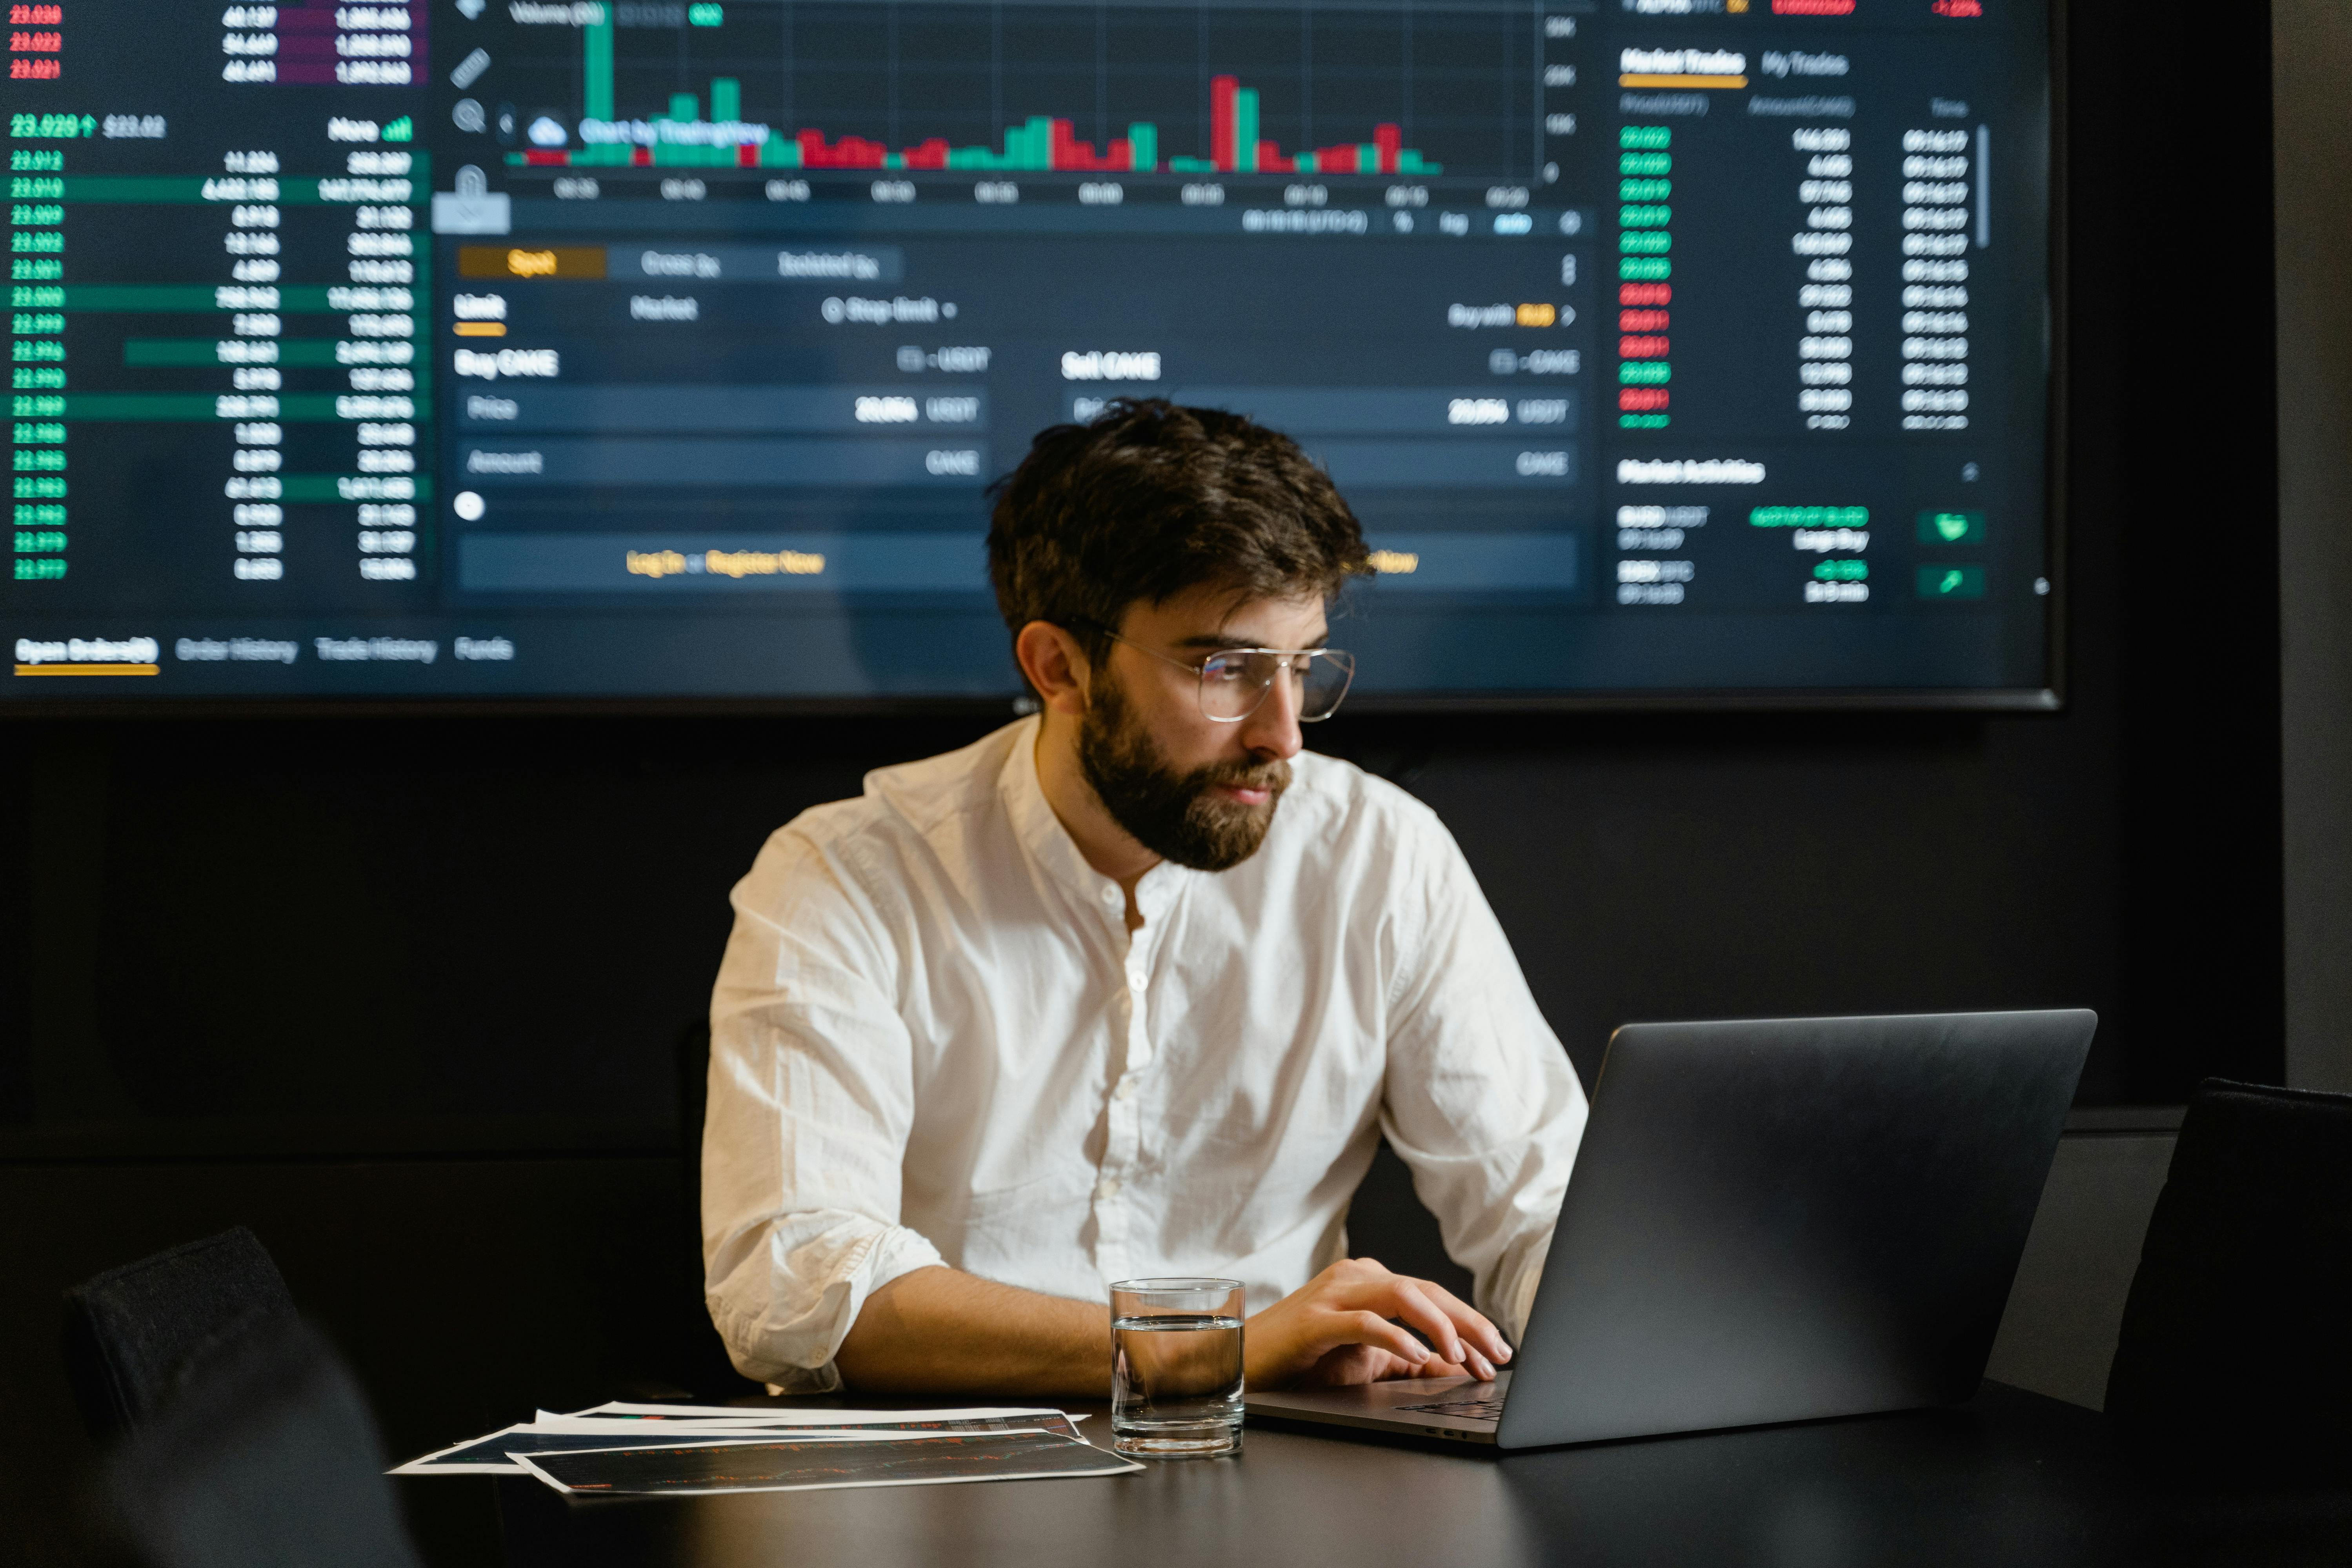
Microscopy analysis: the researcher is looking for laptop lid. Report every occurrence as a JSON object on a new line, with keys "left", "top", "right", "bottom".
{"left": 1494, "top": 1009, "right": 2095, "bottom": 1451}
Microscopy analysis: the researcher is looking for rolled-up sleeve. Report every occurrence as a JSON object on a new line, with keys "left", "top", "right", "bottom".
{"left": 702, "top": 827, "right": 945, "bottom": 1391}
{"left": 1379, "top": 819, "right": 1588, "bottom": 1344}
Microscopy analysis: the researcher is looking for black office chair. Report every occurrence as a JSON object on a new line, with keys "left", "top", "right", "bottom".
{"left": 91, "top": 1316, "right": 423, "bottom": 1568}
{"left": 2104, "top": 1078, "right": 2352, "bottom": 1487}
{"left": 62, "top": 1226, "right": 298, "bottom": 1442}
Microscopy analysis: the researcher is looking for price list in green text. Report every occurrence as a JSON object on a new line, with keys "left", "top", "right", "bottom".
{"left": 11, "top": 109, "right": 429, "bottom": 602}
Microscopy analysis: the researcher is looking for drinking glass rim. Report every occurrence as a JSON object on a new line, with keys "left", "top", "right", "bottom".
{"left": 1111, "top": 1276, "right": 1242, "bottom": 1295}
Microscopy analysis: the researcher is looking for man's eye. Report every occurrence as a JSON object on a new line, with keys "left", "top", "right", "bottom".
{"left": 1203, "top": 657, "right": 1248, "bottom": 682}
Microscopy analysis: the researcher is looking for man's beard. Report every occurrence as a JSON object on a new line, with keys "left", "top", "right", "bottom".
{"left": 1077, "top": 671, "right": 1292, "bottom": 872}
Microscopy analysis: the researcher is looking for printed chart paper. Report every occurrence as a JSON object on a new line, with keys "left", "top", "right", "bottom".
{"left": 513, "top": 1431, "right": 1142, "bottom": 1495}
{"left": 391, "top": 1408, "right": 1084, "bottom": 1474}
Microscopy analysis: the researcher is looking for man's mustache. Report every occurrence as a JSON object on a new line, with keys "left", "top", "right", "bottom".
{"left": 1193, "top": 757, "right": 1293, "bottom": 797}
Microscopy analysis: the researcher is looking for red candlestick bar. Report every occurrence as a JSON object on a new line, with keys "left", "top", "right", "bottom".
{"left": 1374, "top": 122, "right": 1401, "bottom": 175}
{"left": 797, "top": 129, "right": 890, "bottom": 168}
{"left": 1255, "top": 140, "right": 1292, "bottom": 173}
{"left": 1045, "top": 118, "right": 1135, "bottom": 171}
{"left": 1211, "top": 75, "right": 1239, "bottom": 171}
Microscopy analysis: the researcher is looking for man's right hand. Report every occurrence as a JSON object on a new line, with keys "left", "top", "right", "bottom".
{"left": 1243, "top": 1257, "right": 1512, "bottom": 1389}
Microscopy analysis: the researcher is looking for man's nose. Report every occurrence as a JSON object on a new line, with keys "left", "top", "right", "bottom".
{"left": 1238, "top": 670, "right": 1305, "bottom": 761}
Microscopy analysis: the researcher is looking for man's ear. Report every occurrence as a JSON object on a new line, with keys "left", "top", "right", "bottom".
{"left": 1013, "top": 621, "right": 1092, "bottom": 720}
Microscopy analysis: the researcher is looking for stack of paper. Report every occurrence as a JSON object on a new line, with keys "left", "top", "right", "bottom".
{"left": 392, "top": 1402, "right": 1140, "bottom": 1495}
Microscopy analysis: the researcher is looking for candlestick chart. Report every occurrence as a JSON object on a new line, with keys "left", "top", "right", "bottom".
{"left": 496, "top": 0, "right": 1536, "bottom": 179}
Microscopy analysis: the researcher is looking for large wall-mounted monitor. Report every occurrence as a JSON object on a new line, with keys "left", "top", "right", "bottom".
{"left": 4, "top": 0, "right": 2050, "bottom": 708}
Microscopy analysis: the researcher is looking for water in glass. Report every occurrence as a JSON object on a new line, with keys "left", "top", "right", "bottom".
{"left": 1110, "top": 1278, "right": 1245, "bottom": 1457}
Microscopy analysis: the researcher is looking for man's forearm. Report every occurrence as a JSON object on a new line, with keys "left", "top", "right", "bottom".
{"left": 832, "top": 1265, "right": 1111, "bottom": 1398}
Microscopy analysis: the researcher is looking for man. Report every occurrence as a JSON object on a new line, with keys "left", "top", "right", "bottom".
{"left": 704, "top": 399, "right": 1586, "bottom": 1396}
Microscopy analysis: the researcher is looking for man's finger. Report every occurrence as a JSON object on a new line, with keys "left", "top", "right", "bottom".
{"left": 1380, "top": 1278, "right": 1466, "bottom": 1364}
{"left": 1404, "top": 1276, "right": 1512, "bottom": 1363}
{"left": 1339, "top": 1308, "right": 1434, "bottom": 1368}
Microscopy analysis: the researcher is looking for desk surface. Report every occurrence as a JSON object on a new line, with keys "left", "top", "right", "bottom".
{"left": 476, "top": 1383, "right": 2348, "bottom": 1568}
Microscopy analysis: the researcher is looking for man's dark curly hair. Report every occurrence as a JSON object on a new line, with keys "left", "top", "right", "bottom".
{"left": 986, "top": 398, "right": 1371, "bottom": 669}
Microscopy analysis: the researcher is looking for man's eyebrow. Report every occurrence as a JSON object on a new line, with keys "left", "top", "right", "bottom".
{"left": 1175, "top": 630, "right": 1332, "bottom": 650}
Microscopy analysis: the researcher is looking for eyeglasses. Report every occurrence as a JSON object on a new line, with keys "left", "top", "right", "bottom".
{"left": 1082, "top": 624, "right": 1357, "bottom": 724}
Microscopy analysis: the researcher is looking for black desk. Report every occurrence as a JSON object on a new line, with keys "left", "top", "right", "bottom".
{"left": 475, "top": 1384, "right": 2350, "bottom": 1568}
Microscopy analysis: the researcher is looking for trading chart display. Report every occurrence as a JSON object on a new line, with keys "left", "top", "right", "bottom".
{"left": 3, "top": 0, "right": 2050, "bottom": 704}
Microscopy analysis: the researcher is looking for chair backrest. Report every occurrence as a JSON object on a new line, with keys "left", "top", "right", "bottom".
{"left": 95, "top": 1317, "right": 423, "bottom": 1568}
{"left": 62, "top": 1227, "right": 298, "bottom": 1441}
{"left": 2105, "top": 1078, "right": 2352, "bottom": 1485}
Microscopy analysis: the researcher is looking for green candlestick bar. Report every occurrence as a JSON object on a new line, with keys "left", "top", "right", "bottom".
{"left": 1008, "top": 116, "right": 1051, "bottom": 168}
{"left": 585, "top": 12, "right": 614, "bottom": 121}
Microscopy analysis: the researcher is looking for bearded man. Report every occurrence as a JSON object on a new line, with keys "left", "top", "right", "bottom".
{"left": 702, "top": 399, "right": 1588, "bottom": 1396}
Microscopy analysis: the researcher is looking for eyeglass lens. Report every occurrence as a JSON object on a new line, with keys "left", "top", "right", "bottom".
{"left": 1198, "top": 649, "right": 1355, "bottom": 722}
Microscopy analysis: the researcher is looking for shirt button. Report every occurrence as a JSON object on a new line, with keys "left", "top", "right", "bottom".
{"left": 1115, "top": 1078, "right": 1139, "bottom": 1101}
{"left": 1127, "top": 969, "right": 1146, "bottom": 991}
{"left": 1097, "top": 1177, "right": 1122, "bottom": 1200}
{"left": 1101, "top": 889, "right": 1121, "bottom": 909}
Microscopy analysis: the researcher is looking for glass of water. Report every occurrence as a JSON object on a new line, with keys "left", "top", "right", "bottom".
{"left": 1110, "top": 1277, "right": 1245, "bottom": 1458}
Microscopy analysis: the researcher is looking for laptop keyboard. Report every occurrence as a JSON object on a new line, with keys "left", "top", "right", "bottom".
{"left": 1397, "top": 1397, "right": 1507, "bottom": 1421}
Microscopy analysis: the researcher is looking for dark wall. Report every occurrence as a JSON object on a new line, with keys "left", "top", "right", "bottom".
{"left": 4, "top": 690, "right": 2254, "bottom": 1154}
{"left": 0, "top": 2, "right": 2282, "bottom": 1562}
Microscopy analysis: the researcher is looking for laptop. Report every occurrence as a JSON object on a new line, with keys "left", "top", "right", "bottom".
{"left": 1244, "top": 1009, "right": 2096, "bottom": 1450}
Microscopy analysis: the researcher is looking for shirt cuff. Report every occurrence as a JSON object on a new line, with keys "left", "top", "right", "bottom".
{"left": 713, "top": 1219, "right": 947, "bottom": 1389}
{"left": 862, "top": 1224, "right": 950, "bottom": 1306}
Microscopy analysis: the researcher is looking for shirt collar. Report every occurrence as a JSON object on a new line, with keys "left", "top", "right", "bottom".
{"left": 997, "top": 714, "right": 1196, "bottom": 928}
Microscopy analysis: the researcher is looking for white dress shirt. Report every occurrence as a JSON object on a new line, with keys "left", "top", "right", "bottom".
{"left": 702, "top": 717, "right": 1588, "bottom": 1391}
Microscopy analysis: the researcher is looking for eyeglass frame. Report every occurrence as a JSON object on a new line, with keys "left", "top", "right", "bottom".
{"left": 1066, "top": 619, "right": 1357, "bottom": 724}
